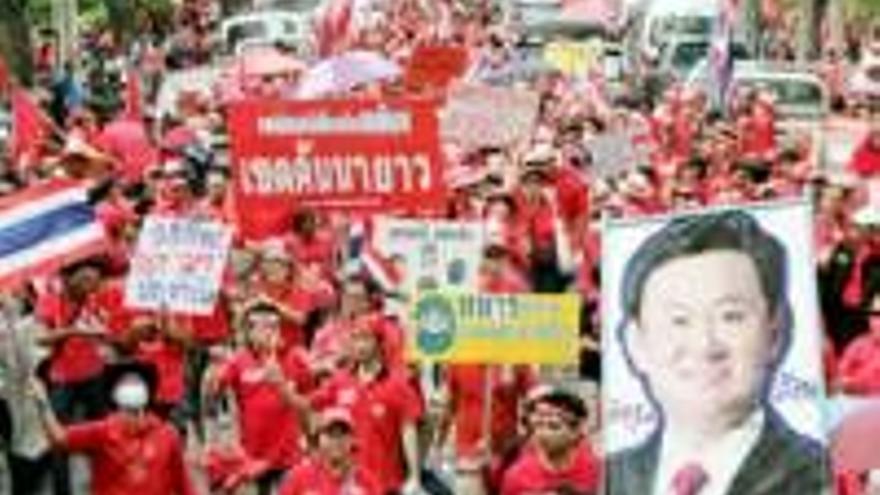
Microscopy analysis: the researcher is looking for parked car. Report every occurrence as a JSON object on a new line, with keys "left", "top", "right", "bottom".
{"left": 220, "top": 8, "right": 316, "bottom": 56}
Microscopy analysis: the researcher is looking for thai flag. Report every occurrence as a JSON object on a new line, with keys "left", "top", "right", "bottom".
{"left": 709, "top": 0, "right": 737, "bottom": 112}
{"left": 0, "top": 181, "right": 106, "bottom": 288}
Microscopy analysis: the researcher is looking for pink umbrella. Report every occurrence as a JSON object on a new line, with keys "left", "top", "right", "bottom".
{"left": 560, "top": 0, "right": 622, "bottom": 30}
{"left": 225, "top": 48, "right": 307, "bottom": 79}
{"left": 832, "top": 402, "right": 880, "bottom": 472}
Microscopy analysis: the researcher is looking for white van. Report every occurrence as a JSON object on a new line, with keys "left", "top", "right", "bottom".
{"left": 220, "top": 9, "right": 315, "bottom": 56}
{"left": 638, "top": 0, "right": 719, "bottom": 62}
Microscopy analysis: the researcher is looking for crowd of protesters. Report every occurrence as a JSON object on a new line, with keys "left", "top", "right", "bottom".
{"left": 0, "top": 0, "right": 879, "bottom": 494}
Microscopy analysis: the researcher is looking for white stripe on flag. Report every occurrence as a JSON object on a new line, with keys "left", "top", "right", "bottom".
{"left": 0, "top": 223, "right": 104, "bottom": 278}
{"left": 0, "top": 187, "right": 88, "bottom": 232}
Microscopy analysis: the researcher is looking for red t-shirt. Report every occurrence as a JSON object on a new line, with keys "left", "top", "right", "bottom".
{"left": 279, "top": 458, "right": 382, "bottom": 495}
{"left": 217, "top": 348, "right": 313, "bottom": 469}
{"left": 447, "top": 365, "right": 535, "bottom": 459}
{"left": 135, "top": 338, "right": 186, "bottom": 405}
{"left": 838, "top": 335, "right": 880, "bottom": 395}
{"left": 310, "top": 369, "right": 423, "bottom": 493}
{"left": 36, "top": 284, "right": 122, "bottom": 384}
{"left": 500, "top": 440, "right": 601, "bottom": 495}
{"left": 252, "top": 280, "right": 314, "bottom": 350}
{"left": 64, "top": 413, "right": 196, "bottom": 495}
{"left": 286, "top": 230, "right": 337, "bottom": 276}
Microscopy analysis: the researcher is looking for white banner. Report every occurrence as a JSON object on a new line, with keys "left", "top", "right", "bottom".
{"left": 125, "top": 216, "right": 232, "bottom": 315}
{"left": 374, "top": 218, "right": 484, "bottom": 293}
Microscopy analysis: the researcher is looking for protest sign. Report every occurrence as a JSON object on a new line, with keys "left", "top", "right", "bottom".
{"left": 601, "top": 200, "right": 830, "bottom": 494}
{"left": 587, "top": 120, "right": 653, "bottom": 178}
{"left": 373, "top": 218, "right": 484, "bottom": 293}
{"left": 441, "top": 85, "right": 540, "bottom": 151}
{"left": 408, "top": 292, "right": 580, "bottom": 364}
{"left": 228, "top": 98, "right": 445, "bottom": 239}
{"left": 544, "top": 40, "right": 603, "bottom": 77}
{"left": 125, "top": 216, "right": 232, "bottom": 315}
{"left": 404, "top": 45, "right": 468, "bottom": 90}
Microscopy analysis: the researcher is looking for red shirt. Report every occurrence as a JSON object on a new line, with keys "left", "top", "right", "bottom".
{"left": 286, "top": 230, "right": 337, "bottom": 275}
{"left": 447, "top": 365, "right": 534, "bottom": 459}
{"left": 36, "top": 285, "right": 121, "bottom": 384}
{"left": 311, "top": 369, "right": 423, "bottom": 493}
{"left": 217, "top": 348, "right": 313, "bottom": 469}
{"left": 500, "top": 440, "right": 601, "bottom": 495}
{"left": 252, "top": 279, "right": 314, "bottom": 349}
{"left": 135, "top": 338, "right": 186, "bottom": 405}
{"left": 64, "top": 412, "right": 195, "bottom": 495}
{"left": 848, "top": 139, "right": 880, "bottom": 177}
{"left": 838, "top": 334, "right": 880, "bottom": 395}
{"left": 279, "top": 458, "right": 382, "bottom": 495}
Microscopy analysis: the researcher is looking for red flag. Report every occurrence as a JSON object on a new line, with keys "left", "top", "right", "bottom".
{"left": 123, "top": 68, "right": 143, "bottom": 120}
{"left": 9, "top": 87, "right": 54, "bottom": 168}
{"left": 316, "top": 0, "right": 354, "bottom": 57}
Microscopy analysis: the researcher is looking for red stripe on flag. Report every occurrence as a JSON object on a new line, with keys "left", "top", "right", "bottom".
{"left": 0, "top": 179, "right": 83, "bottom": 213}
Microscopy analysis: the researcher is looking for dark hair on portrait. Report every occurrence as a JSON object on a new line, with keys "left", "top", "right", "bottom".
{"left": 621, "top": 209, "right": 788, "bottom": 322}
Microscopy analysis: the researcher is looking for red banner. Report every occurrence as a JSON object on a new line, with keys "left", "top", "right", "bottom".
{"left": 228, "top": 99, "right": 445, "bottom": 239}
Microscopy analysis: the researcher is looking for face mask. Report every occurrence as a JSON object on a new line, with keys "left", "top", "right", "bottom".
{"left": 112, "top": 380, "right": 149, "bottom": 411}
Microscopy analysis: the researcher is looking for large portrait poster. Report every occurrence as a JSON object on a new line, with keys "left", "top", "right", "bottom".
{"left": 227, "top": 98, "right": 445, "bottom": 239}
{"left": 601, "top": 200, "right": 830, "bottom": 494}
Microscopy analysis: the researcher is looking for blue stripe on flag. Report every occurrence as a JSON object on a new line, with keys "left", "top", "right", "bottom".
{"left": 0, "top": 202, "right": 96, "bottom": 258}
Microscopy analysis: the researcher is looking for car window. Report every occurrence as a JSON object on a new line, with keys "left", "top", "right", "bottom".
{"left": 672, "top": 42, "right": 709, "bottom": 70}
{"left": 736, "top": 77, "right": 825, "bottom": 114}
{"left": 867, "top": 65, "right": 880, "bottom": 83}
{"left": 227, "top": 21, "right": 268, "bottom": 50}
{"left": 283, "top": 20, "right": 299, "bottom": 35}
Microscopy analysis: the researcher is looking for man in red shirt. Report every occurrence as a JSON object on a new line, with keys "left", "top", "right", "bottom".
{"left": 310, "top": 319, "right": 424, "bottom": 494}
{"left": 207, "top": 300, "right": 313, "bottom": 495}
{"left": 279, "top": 408, "right": 382, "bottom": 495}
{"left": 501, "top": 387, "right": 601, "bottom": 495}
{"left": 32, "top": 360, "right": 196, "bottom": 495}
{"left": 35, "top": 257, "right": 118, "bottom": 495}
{"left": 839, "top": 295, "right": 880, "bottom": 395}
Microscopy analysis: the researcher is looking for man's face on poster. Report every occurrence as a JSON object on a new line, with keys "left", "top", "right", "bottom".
{"left": 630, "top": 250, "right": 780, "bottom": 430}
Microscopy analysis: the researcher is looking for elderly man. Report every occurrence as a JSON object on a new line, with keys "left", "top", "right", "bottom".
{"left": 605, "top": 210, "right": 829, "bottom": 495}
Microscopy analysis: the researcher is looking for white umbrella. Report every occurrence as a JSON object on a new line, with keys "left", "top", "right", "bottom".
{"left": 297, "top": 50, "right": 402, "bottom": 99}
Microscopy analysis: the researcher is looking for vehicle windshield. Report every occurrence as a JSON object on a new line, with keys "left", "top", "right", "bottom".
{"left": 652, "top": 15, "right": 714, "bottom": 44}
{"left": 265, "top": 0, "right": 321, "bottom": 11}
{"left": 226, "top": 21, "right": 268, "bottom": 51}
{"left": 736, "top": 77, "right": 825, "bottom": 117}
{"left": 671, "top": 41, "right": 709, "bottom": 72}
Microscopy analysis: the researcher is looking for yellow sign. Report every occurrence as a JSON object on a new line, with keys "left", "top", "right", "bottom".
{"left": 544, "top": 40, "right": 603, "bottom": 76}
{"left": 407, "top": 292, "right": 581, "bottom": 364}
